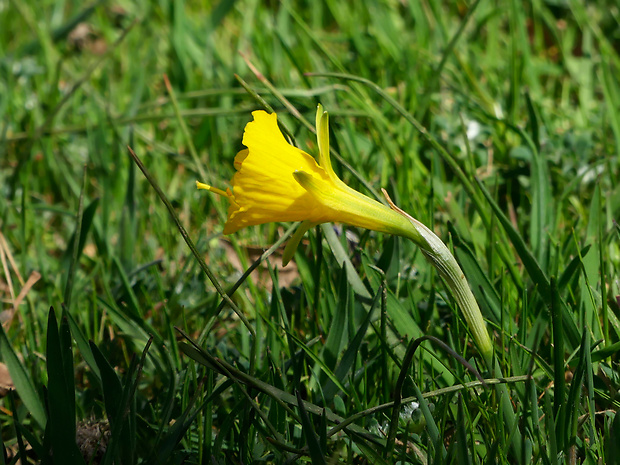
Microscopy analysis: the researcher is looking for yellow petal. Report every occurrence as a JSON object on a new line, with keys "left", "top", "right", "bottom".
{"left": 222, "top": 111, "right": 334, "bottom": 234}
{"left": 208, "top": 109, "right": 417, "bottom": 239}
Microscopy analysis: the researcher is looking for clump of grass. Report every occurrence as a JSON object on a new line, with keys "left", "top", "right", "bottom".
{"left": 1, "top": 1, "right": 619, "bottom": 463}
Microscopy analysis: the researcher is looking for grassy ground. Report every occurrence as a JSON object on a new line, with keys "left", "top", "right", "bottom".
{"left": 1, "top": 0, "right": 620, "bottom": 463}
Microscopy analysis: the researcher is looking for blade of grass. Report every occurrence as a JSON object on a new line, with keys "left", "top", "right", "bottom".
{"left": 476, "top": 178, "right": 581, "bottom": 348}
{"left": 544, "top": 390, "right": 559, "bottom": 465}
{"left": 550, "top": 277, "right": 566, "bottom": 451}
{"left": 387, "top": 335, "right": 485, "bottom": 456}
{"left": 127, "top": 146, "right": 255, "bottom": 337}
{"left": 558, "top": 245, "right": 591, "bottom": 290}
{"left": 163, "top": 74, "right": 209, "bottom": 181}
{"left": 8, "top": 391, "right": 38, "bottom": 461}
{"left": 285, "top": 330, "right": 349, "bottom": 396}
{"left": 0, "top": 325, "right": 46, "bottom": 428}
{"left": 322, "top": 268, "right": 351, "bottom": 371}
{"left": 565, "top": 331, "right": 589, "bottom": 451}
{"left": 62, "top": 166, "right": 86, "bottom": 311}
{"left": 296, "top": 390, "right": 327, "bottom": 465}
{"left": 321, "top": 224, "right": 372, "bottom": 300}
{"left": 100, "top": 337, "right": 152, "bottom": 465}
{"left": 45, "top": 308, "right": 85, "bottom": 464}
{"left": 456, "top": 394, "right": 472, "bottom": 465}
{"left": 322, "top": 285, "right": 380, "bottom": 402}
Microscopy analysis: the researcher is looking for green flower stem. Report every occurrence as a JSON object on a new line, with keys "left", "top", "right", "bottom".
{"left": 382, "top": 190, "right": 494, "bottom": 365}
{"left": 418, "top": 239, "right": 494, "bottom": 365}
{"left": 383, "top": 191, "right": 524, "bottom": 462}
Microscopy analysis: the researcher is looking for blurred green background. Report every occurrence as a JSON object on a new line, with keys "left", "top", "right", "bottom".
{"left": 1, "top": 0, "right": 620, "bottom": 463}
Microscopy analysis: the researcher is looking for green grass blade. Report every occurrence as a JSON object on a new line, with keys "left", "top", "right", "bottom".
{"left": 0, "top": 326, "right": 46, "bottom": 429}
{"left": 153, "top": 383, "right": 207, "bottom": 465}
{"left": 550, "top": 277, "right": 566, "bottom": 450}
{"left": 321, "top": 224, "right": 372, "bottom": 299}
{"left": 62, "top": 166, "right": 86, "bottom": 311}
{"left": 476, "top": 178, "right": 581, "bottom": 348}
{"left": 322, "top": 268, "right": 350, "bottom": 372}
{"left": 296, "top": 390, "right": 327, "bottom": 465}
{"left": 413, "top": 380, "right": 447, "bottom": 461}
{"left": 90, "top": 341, "right": 123, "bottom": 425}
{"left": 352, "top": 438, "right": 392, "bottom": 465}
{"left": 45, "top": 307, "right": 85, "bottom": 464}
{"left": 325, "top": 288, "right": 380, "bottom": 400}
{"left": 543, "top": 391, "right": 558, "bottom": 465}
{"left": 565, "top": 331, "right": 589, "bottom": 451}
{"left": 607, "top": 411, "right": 620, "bottom": 462}
{"left": 10, "top": 390, "right": 43, "bottom": 461}
{"left": 456, "top": 394, "right": 472, "bottom": 465}
{"left": 64, "top": 310, "right": 101, "bottom": 381}
{"left": 558, "top": 245, "right": 591, "bottom": 290}
{"left": 285, "top": 330, "right": 349, "bottom": 396}
{"left": 128, "top": 147, "right": 256, "bottom": 337}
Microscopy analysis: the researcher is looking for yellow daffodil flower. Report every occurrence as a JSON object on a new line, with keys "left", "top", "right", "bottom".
{"left": 197, "top": 108, "right": 419, "bottom": 240}
{"left": 198, "top": 105, "right": 493, "bottom": 361}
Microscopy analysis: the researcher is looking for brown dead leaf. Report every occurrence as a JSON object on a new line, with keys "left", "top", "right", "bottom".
{"left": 68, "top": 23, "right": 95, "bottom": 49}
{"left": 219, "top": 237, "right": 300, "bottom": 291}
{"left": 2, "top": 270, "right": 41, "bottom": 330}
{"left": 68, "top": 22, "right": 108, "bottom": 55}
{"left": 0, "top": 362, "right": 14, "bottom": 397}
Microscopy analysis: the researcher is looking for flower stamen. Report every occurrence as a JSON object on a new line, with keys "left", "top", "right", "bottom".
{"left": 196, "top": 181, "right": 228, "bottom": 198}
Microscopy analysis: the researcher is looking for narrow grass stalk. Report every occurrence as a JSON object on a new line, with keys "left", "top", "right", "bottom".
{"left": 128, "top": 147, "right": 256, "bottom": 337}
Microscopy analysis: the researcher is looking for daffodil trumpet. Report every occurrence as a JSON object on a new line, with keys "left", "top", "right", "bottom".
{"left": 198, "top": 105, "right": 493, "bottom": 362}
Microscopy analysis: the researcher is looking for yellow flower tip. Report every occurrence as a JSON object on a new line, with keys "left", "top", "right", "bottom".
{"left": 315, "top": 105, "right": 340, "bottom": 185}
